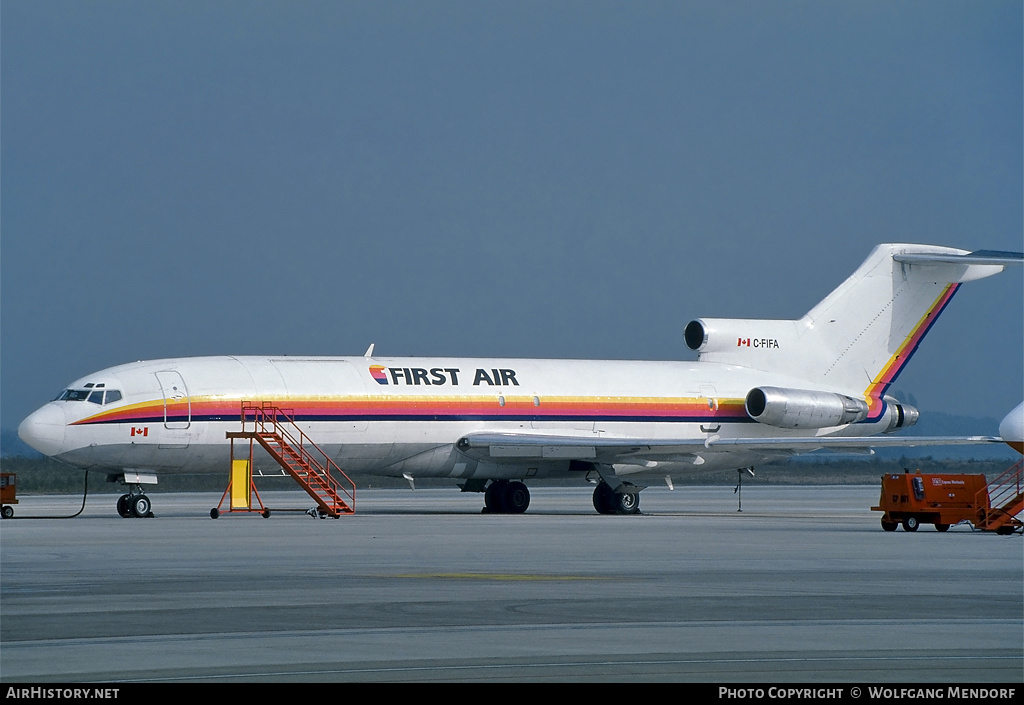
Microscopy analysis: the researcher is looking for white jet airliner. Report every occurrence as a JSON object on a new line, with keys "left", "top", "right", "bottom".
{"left": 18, "top": 244, "right": 1022, "bottom": 517}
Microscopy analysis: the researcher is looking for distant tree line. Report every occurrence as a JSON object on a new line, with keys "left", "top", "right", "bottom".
{"left": 0, "top": 455, "right": 1017, "bottom": 494}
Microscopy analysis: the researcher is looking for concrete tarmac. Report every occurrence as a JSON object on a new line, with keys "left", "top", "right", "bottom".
{"left": 1, "top": 485, "right": 1021, "bottom": 683}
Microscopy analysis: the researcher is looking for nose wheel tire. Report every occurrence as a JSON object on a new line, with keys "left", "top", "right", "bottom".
{"left": 118, "top": 493, "right": 153, "bottom": 518}
{"left": 131, "top": 495, "right": 152, "bottom": 518}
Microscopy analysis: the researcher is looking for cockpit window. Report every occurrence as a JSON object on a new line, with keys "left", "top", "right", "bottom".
{"left": 59, "top": 389, "right": 123, "bottom": 404}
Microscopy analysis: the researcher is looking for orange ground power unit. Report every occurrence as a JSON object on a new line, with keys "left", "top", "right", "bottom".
{"left": 873, "top": 469, "right": 1022, "bottom": 534}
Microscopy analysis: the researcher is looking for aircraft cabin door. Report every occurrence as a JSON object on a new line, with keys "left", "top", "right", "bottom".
{"left": 155, "top": 371, "right": 191, "bottom": 430}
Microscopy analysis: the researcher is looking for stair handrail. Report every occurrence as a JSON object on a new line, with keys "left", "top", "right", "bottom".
{"left": 976, "top": 459, "right": 1023, "bottom": 527}
{"left": 240, "top": 401, "right": 356, "bottom": 510}
{"left": 253, "top": 406, "right": 353, "bottom": 512}
{"left": 988, "top": 459, "right": 1023, "bottom": 508}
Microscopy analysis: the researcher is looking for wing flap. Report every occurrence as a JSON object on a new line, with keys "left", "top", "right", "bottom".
{"left": 457, "top": 432, "right": 1003, "bottom": 464}
{"left": 488, "top": 443, "right": 597, "bottom": 459}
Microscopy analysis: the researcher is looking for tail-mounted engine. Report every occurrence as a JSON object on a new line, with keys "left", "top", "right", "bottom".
{"left": 684, "top": 318, "right": 798, "bottom": 354}
{"left": 745, "top": 386, "right": 869, "bottom": 429}
{"left": 879, "top": 397, "right": 920, "bottom": 433}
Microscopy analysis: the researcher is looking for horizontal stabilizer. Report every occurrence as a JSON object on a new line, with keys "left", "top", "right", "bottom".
{"left": 894, "top": 250, "right": 1023, "bottom": 266}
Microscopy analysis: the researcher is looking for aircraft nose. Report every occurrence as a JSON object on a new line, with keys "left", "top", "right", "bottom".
{"left": 18, "top": 404, "right": 67, "bottom": 457}
{"left": 999, "top": 402, "right": 1023, "bottom": 453}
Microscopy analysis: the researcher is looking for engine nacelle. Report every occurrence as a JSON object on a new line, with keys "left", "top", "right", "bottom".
{"left": 683, "top": 319, "right": 712, "bottom": 351}
{"left": 684, "top": 318, "right": 798, "bottom": 354}
{"left": 880, "top": 398, "right": 920, "bottom": 433}
{"left": 745, "top": 386, "right": 869, "bottom": 429}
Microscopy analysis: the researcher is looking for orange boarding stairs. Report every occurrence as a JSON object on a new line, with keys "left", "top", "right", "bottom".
{"left": 228, "top": 402, "right": 355, "bottom": 517}
{"left": 976, "top": 459, "right": 1023, "bottom": 534}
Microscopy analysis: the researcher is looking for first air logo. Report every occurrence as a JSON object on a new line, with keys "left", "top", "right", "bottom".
{"left": 369, "top": 365, "right": 519, "bottom": 386}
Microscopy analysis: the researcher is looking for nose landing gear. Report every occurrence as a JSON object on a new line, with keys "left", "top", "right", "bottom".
{"left": 116, "top": 490, "right": 153, "bottom": 518}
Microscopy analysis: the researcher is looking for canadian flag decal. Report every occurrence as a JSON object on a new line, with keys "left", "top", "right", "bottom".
{"left": 131, "top": 427, "right": 149, "bottom": 437}
{"left": 737, "top": 338, "right": 751, "bottom": 347}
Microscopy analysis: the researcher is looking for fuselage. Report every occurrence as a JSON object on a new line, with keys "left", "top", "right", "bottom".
{"left": 18, "top": 354, "right": 896, "bottom": 481}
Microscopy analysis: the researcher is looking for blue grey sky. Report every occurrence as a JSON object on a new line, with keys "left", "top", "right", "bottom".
{"left": 2, "top": 1, "right": 1022, "bottom": 432}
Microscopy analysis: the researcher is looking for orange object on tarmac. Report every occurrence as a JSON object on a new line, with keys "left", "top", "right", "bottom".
{"left": 1, "top": 473, "right": 18, "bottom": 519}
{"left": 873, "top": 462, "right": 1023, "bottom": 534}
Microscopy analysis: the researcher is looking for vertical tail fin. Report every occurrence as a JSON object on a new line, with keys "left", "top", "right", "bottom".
{"left": 686, "top": 244, "right": 1019, "bottom": 408}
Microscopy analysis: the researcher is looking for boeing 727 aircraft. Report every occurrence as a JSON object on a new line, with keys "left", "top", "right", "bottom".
{"left": 18, "top": 244, "right": 1023, "bottom": 517}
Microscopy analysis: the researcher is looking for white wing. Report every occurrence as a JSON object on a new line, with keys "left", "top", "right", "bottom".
{"left": 456, "top": 432, "right": 1002, "bottom": 464}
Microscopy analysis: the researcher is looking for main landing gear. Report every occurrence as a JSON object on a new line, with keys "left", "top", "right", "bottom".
{"left": 116, "top": 490, "right": 153, "bottom": 518}
{"left": 477, "top": 478, "right": 642, "bottom": 515}
{"left": 593, "top": 481, "right": 641, "bottom": 515}
{"left": 482, "top": 480, "right": 531, "bottom": 514}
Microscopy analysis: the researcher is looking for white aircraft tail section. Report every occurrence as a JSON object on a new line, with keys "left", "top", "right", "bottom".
{"left": 685, "top": 244, "right": 1020, "bottom": 404}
